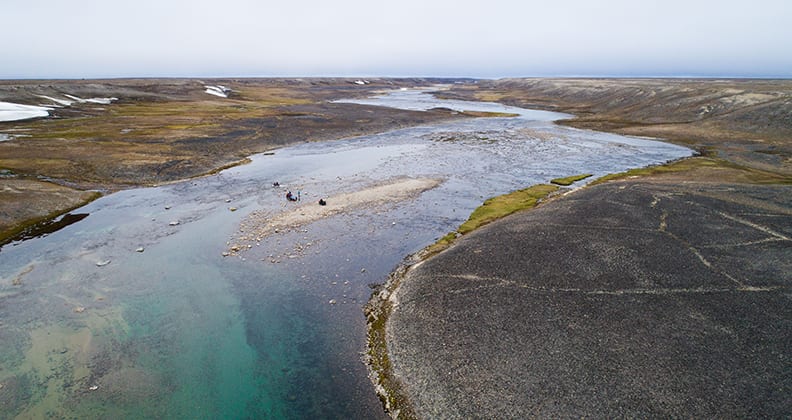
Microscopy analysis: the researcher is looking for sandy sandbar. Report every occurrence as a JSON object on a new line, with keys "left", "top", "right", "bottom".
{"left": 227, "top": 177, "right": 442, "bottom": 255}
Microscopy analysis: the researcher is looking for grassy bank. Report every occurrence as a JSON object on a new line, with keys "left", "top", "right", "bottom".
{"left": 551, "top": 174, "right": 593, "bottom": 186}
{"left": 423, "top": 184, "right": 559, "bottom": 257}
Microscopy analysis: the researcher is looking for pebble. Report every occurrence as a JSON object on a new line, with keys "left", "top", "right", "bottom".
{"left": 96, "top": 260, "right": 111, "bottom": 267}
{"left": 165, "top": 205, "right": 172, "bottom": 210}
{"left": 135, "top": 247, "right": 145, "bottom": 253}
{"left": 329, "top": 299, "right": 337, "bottom": 305}
{"left": 169, "top": 220, "right": 180, "bottom": 226}
{"left": 229, "top": 207, "right": 237, "bottom": 212}
{"left": 89, "top": 385, "right": 99, "bottom": 391}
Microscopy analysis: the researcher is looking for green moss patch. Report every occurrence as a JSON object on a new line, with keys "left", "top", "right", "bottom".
{"left": 421, "top": 184, "right": 559, "bottom": 258}
{"left": 550, "top": 174, "right": 592, "bottom": 186}
{"left": 458, "top": 184, "right": 559, "bottom": 234}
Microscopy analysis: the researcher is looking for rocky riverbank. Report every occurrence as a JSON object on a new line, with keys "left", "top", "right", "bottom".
{"left": 370, "top": 78, "right": 792, "bottom": 418}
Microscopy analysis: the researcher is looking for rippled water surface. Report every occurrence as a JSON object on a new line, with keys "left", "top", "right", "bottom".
{"left": 0, "top": 88, "right": 692, "bottom": 418}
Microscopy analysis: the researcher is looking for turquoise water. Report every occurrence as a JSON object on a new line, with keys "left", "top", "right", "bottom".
{"left": 0, "top": 88, "right": 692, "bottom": 419}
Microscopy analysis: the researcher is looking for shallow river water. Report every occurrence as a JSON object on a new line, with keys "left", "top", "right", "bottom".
{"left": 0, "top": 88, "right": 692, "bottom": 418}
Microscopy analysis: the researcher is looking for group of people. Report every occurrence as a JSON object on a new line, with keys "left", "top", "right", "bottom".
{"left": 276, "top": 182, "right": 326, "bottom": 205}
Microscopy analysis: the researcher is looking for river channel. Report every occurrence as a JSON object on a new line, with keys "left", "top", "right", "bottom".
{"left": 0, "top": 88, "right": 692, "bottom": 418}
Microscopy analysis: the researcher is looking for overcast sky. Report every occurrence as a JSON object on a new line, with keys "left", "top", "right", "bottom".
{"left": 3, "top": 0, "right": 791, "bottom": 79}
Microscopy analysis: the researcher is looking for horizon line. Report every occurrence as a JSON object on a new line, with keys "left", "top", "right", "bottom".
{"left": 2, "top": 73, "right": 792, "bottom": 81}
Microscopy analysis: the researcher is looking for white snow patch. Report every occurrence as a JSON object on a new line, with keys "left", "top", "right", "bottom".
{"left": 204, "top": 85, "right": 231, "bottom": 98}
{"left": 37, "top": 95, "right": 74, "bottom": 107}
{"left": 354, "top": 80, "right": 370, "bottom": 85}
{"left": 63, "top": 94, "right": 118, "bottom": 105}
{"left": 0, "top": 101, "right": 52, "bottom": 122}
